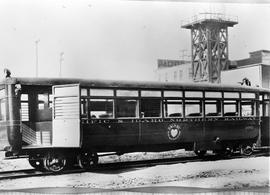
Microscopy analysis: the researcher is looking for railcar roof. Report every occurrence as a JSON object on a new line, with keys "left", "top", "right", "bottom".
{"left": 1, "top": 77, "right": 270, "bottom": 93}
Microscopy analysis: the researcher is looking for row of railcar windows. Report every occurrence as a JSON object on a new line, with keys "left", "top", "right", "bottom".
{"left": 80, "top": 88, "right": 261, "bottom": 119}
{"left": 16, "top": 89, "right": 269, "bottom": 121}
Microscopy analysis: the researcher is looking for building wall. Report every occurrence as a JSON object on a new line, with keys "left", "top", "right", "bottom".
{"left": 156, "top": 63, "right": 192, "bottom": 83}
{"left": 262, "top": 53, "right": 270, "bottom": 65}
{"left": 236, "top": 50, "right": 270, "bottom": 67}
{"left": 156, "top": 50, "right": 270, "bottom": 87}
{"left": 262, "top": 65, "right": 270, "bottom": 88}
{"left": 221, "top": 65, "right": 262, "bottom": 87}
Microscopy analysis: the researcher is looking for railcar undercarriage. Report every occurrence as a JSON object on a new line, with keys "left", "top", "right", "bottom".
{"left": 15, "top": 139, "right": 257, "bottom": 173}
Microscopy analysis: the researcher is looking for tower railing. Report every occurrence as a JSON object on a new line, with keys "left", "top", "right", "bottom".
{"left": 181, "top": 13, "right": 238, "bottom": 27}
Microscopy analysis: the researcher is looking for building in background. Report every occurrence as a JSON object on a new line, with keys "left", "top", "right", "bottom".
{"left": 156, "top": 50, "right": 270, "bottom": 88}
{"left": 221, "top": 50, "right": 270, "bottom": 88}
{"left": 156, "top": 59, "right": 192, "bottom": 82}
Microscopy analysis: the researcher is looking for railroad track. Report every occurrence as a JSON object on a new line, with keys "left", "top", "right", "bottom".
{"left": 0, "top": 149, "right": 269, "bottom": 181}
{"left": 0, "top": 169, "right": 48, "bottom": 180}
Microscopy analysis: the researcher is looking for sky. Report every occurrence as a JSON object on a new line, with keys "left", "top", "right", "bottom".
{"left": 0, "top": 0, "right": 269, "bottom": 81}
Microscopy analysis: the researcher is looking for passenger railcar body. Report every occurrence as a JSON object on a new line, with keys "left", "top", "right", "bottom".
{"left": 0, "top": 76, "right": 269, "bottom": 172}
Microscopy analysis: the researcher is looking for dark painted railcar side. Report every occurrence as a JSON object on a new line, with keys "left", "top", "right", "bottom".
{"left": 80, "top": 118, "right": 259, "bottom": 153}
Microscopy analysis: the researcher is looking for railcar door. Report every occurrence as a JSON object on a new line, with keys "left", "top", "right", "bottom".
{"left": 52, "top": 84, "right": 81, "bottom": 147}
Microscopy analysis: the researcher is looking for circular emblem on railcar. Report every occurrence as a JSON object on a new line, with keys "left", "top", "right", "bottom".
{"left": 167, "top": 123, "right": 181, "bottom": 140}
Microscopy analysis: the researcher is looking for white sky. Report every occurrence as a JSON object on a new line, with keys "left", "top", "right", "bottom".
{"left": 0, "top": 0, "right": 269, "bottom": 81}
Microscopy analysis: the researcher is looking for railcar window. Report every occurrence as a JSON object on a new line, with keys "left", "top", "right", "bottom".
{"left": 0, "top": 89, "right": 5, "bottom": 98}
{"left": 263, "top": 94, "right": 270, "bottom": 116}
{"left": 205, "top": 100, "right": 221, "bottom": 117}
{"left": 141, "top": 90, "right": 161, "bottom": 97}
{"left": 0, "top": 89, "right": 6, "bottom": 121}
{"left": 185, "top": 100, "right": 202, "bottom": 117}
{"left": 205, "top": 92, "right": 222, "bottom": 98}
{"left": 224, "top": 92, "right": 239, "bottom": 99}
{"left": 21, "top": 94, "right": 29, "bottom": 121}
{"left": 260, "top": 104, "right": 263, "bottom": 116}
{"left": 37, "top": 93, "right": 51, "bottom": 110}
{"left": 21, "top": 94, "right": 28, "bottom": 101}
{"left": 259, "top": 94, "right": 265, "bottom": 116}
{"left": 0, "top": 100, "right": 6, "bottom": 121}
{"left": 116, "top": 99, "right": 138, "bottom": 118}
{"left": 81, "top": 88, "right": 88, "bottom": 96}
{"left": 89, "top": 99, "right": 113, "bottom": 119}
{"left": 224, "top": 100, "right": 239, "bottom": 116}
{"left": 49, "top": 94, "right": 53, "bottom": 108}
{"left": 185, "top": 91, "right": 203, "bottom": 98}
{"left": 141, "top": 99, "right": 161, "bottom": 117}
{"left": 164, "top": 91, "right": 183, "bottom": 98}
{"left": 38, "top": 94, "right": 45, "bottom": 110}
{"left": 241, "top": 100, "right": 255, "bottom": 116}
{"left": 81, "top": 99, "right": 88, "bottom": 117}
{"left": 264, "top": 101, "right": 269, "bottom": 116}
{"left": 241, "top": 93, "right": 255, "bottom": 99}
{"left": 90, "top": 89, "right": 114, "bottom": 96}
{"left": 164, "top": 100, "right": 183, "bottom": 117}
{"left": 116, "top": 90, "right": 138, "bottom": 97}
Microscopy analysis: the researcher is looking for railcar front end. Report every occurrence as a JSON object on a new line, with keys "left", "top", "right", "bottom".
{"left": 0, "top": 79, "right": 22, "bottom": 154}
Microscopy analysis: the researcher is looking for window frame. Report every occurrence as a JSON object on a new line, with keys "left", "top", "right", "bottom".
{"left": 163, "top": 99, "right": 183, "bottom": 118}
{"left": 140, "top": 97, "right": 162, "bottom": 118}
{"left": 184, "top": 98, "right": 203, "bottom": 118}
{"left": 0, "top": 88, "right": 6, "bottom": 121}
{"left": 89, "top": 98, "right": 114, "bottom": 119}
{"left": 204, "top": 99, "right": 222, "bottom": 117}
{"left": 115, "top": 98, "right": 139, "bottom": 118}
{"left": 222, "top": 91, "right": 240, "bottom": 117}
{"left": 260, "top": 93, "right": 270, "bottom": 117}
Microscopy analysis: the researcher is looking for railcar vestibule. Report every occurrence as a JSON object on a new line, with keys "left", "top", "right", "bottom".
{"left": 19, "top": 86, "right": 53, "bottom": 146}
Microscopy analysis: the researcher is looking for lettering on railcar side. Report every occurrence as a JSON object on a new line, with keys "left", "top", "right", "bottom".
{"left": 87, "top": 117, "right": 257, "bottom": 124}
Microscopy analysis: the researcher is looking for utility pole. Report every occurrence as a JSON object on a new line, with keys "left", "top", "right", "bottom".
{"left": 35, "top": 39, "right": 40, "bottom": 77}
{"left": 59, "top": 52, "right": 64, "bottom": 77}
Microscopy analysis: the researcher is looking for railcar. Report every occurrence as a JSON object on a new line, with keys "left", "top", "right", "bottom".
{"left": 0, "top": 75, "right": 269, "bottom": 172}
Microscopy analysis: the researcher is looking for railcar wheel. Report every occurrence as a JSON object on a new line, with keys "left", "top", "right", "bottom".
{"left": 28, "top": 158, "right": 44, "bottom": 170}
{"left": 194, "top": 150, "right": 207, "bottom": 157}
{"left": 43, "top": 152, "right": 67, "bottom": 172}
{"left": 78, "top": 152, "right": 98, "bottom": 169}
{"left": 241, "top": 145, "right": 253, "bottom": 156}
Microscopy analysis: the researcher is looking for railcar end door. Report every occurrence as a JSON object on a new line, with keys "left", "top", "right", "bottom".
{"left": 52, "top": 84, "right": 81, "bottom": 147}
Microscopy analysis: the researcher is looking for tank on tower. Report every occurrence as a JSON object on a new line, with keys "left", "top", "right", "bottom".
{"left": 182, "top": 13, "right": 238, "bottom": 83}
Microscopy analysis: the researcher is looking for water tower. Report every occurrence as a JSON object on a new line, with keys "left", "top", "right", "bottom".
{"left": 182, "top": 13, "right": 238, "bottom": 83}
